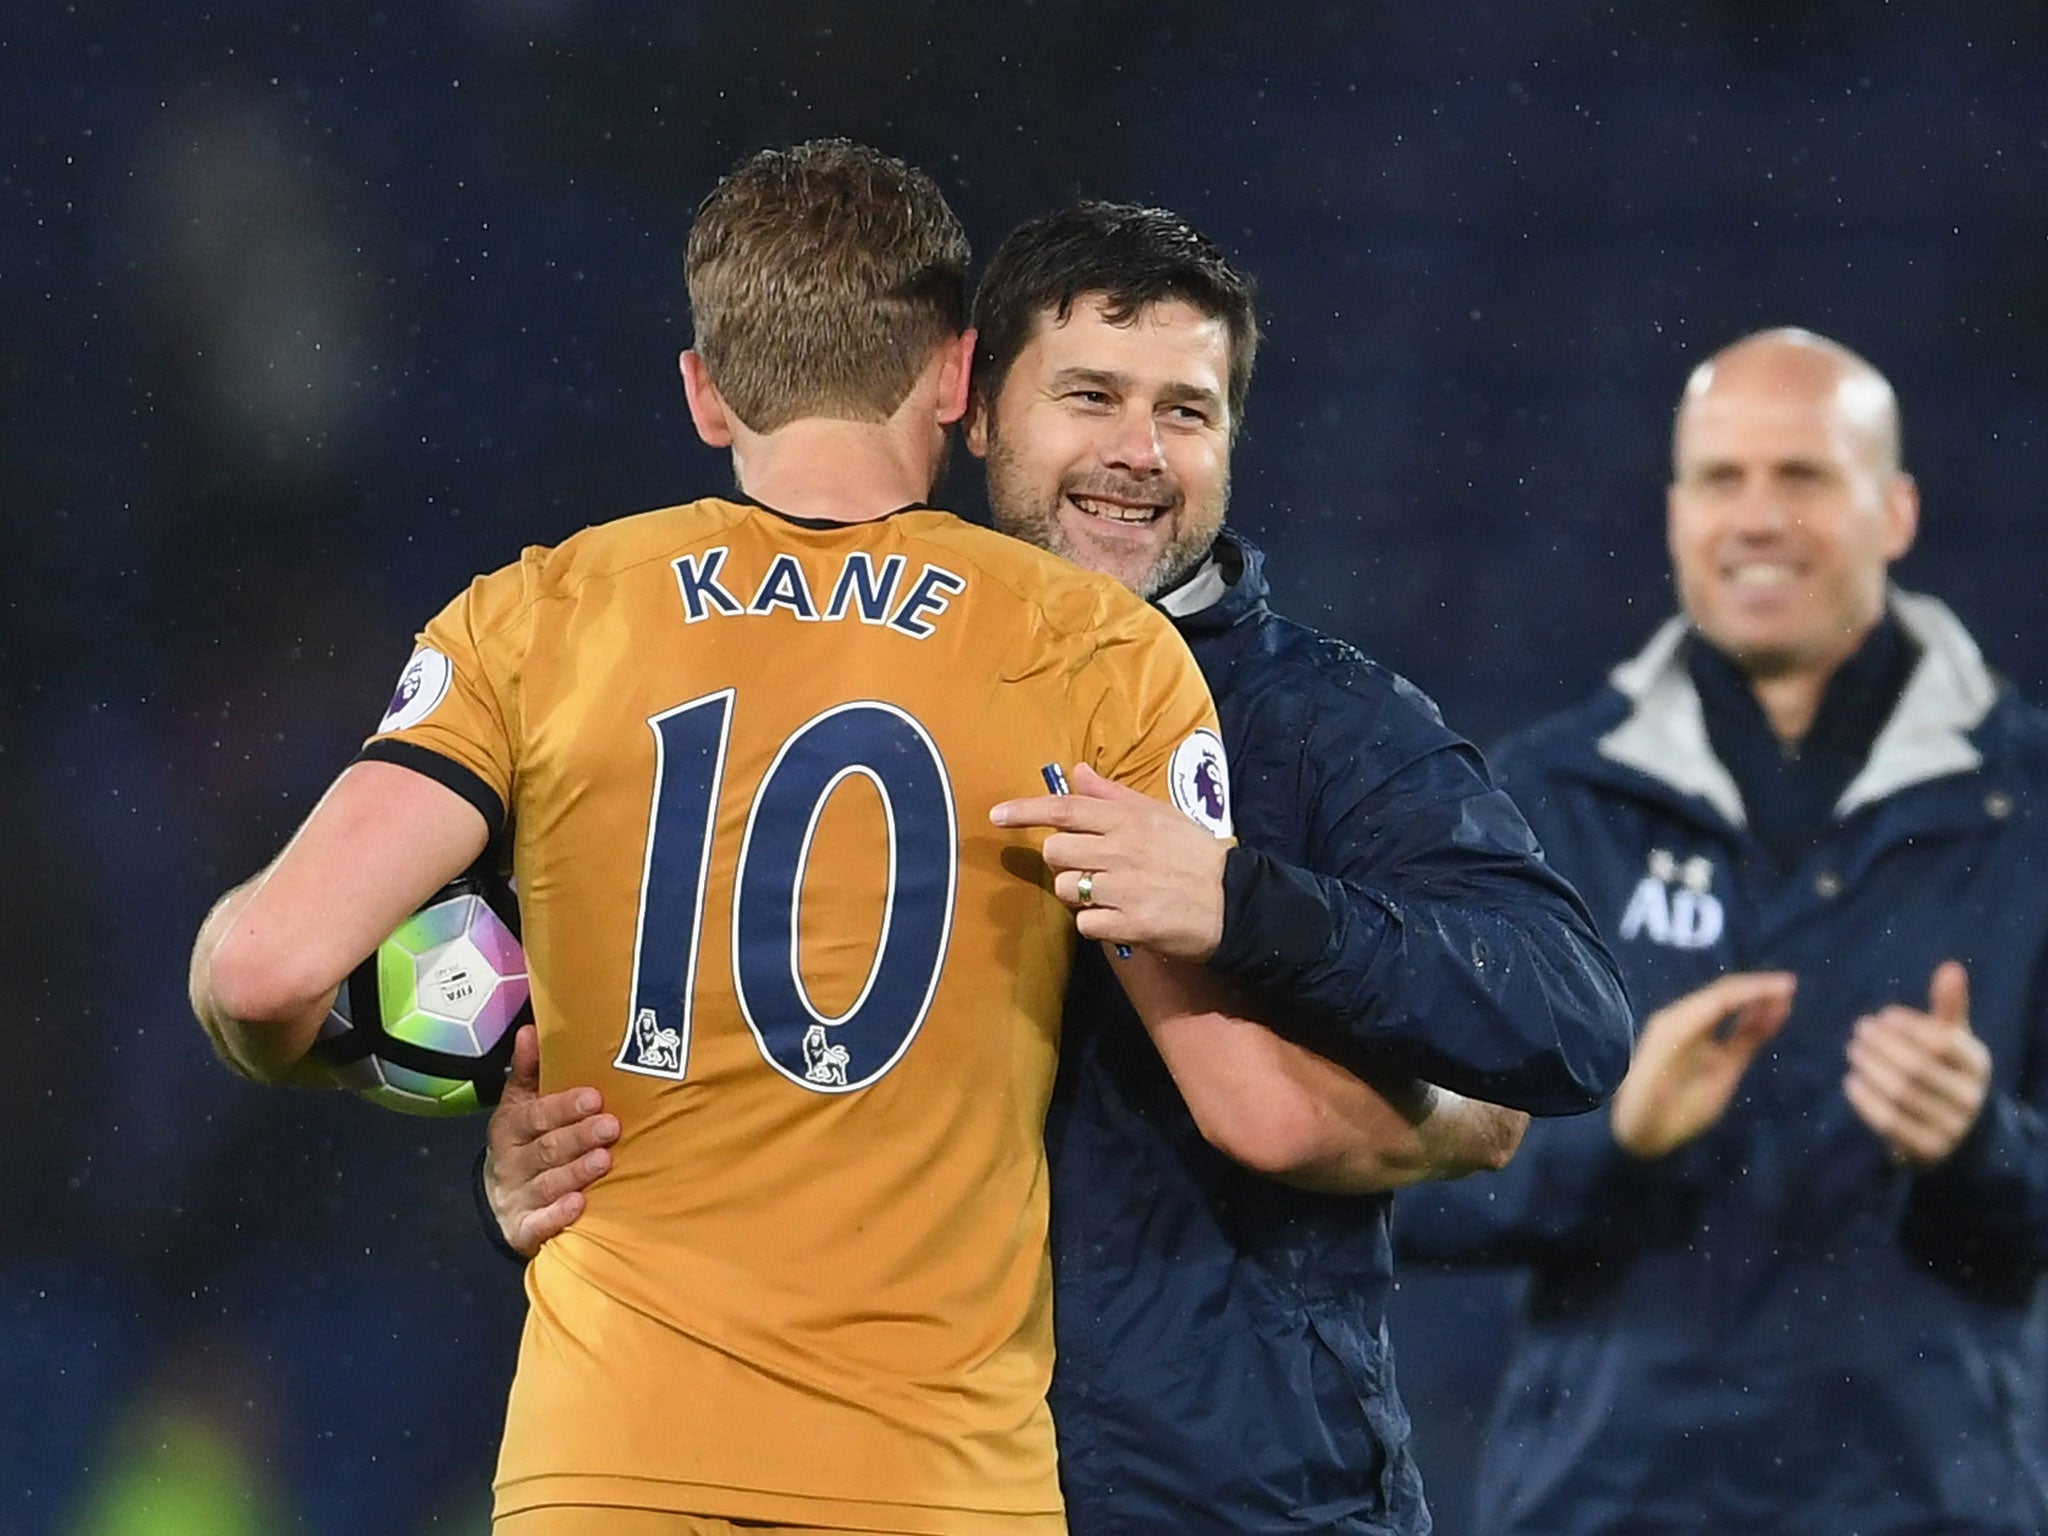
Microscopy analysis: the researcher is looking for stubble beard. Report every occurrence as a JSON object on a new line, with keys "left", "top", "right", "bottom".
{"left": 985, "top": 436, "right": 1225, "bottom": 600}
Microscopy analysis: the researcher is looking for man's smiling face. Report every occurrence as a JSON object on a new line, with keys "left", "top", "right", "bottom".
{"left": 1667, "top": 338, "right": 1916, "bottom": 684}
{"left": 971, "top": 294, "right": 1232, "bottom": 598}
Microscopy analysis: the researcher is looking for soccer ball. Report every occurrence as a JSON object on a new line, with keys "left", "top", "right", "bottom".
{"left": 310, "top": 871, "right": 528, "bottom": 1115}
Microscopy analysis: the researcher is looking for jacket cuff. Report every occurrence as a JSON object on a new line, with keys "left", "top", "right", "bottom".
{"left": 1914, "top": 1091, "right": 2005, "bottom": 1195}
{"left": 1210, "top": 846, "right": 1338, "bottom": 978}
{"left": 1898, "top": 1093, "right": 2042, "bottom": 1298}
{"left": 472, "top": 1145, "right": 530, "bottom": 1266}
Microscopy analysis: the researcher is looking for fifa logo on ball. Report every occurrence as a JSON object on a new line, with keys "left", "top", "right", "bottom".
{"left": 425, "top": 961, "right": 479, "bottom": 1010}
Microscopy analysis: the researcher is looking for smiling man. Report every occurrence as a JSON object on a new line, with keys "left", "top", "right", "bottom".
{"left": 972, "top": 291, "right": 1231, "bottom": 600}
{"left": 959, "top": 212, "right": 1626, "bottom": 1536}
{"left": 1401, "top": 329, "right": 2048, "bottom": 1535}
{"left": 483, "top": 201, "right": 1633, "bottom": 1534}
{"left": 1668, "top": 334, "right": 1917, "bottom": 743}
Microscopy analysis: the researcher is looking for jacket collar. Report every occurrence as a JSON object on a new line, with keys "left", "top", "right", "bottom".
{"left": 1155, "top": 528, "right": 1268, "bottom": 634}
{"left": 1598, "top": 589, "right": 1999, "bottom": 827}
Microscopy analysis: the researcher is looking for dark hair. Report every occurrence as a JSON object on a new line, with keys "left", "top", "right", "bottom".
{"left": 686, "top": 139, "right": 970, "bottom": 433}
{"left": 971, "top": 201, "right": 1260, "bottom": 434}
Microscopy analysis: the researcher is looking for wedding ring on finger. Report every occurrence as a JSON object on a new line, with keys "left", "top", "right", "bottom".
{"left": 1077, "top": 872, "right": 1096, "bottom": 906}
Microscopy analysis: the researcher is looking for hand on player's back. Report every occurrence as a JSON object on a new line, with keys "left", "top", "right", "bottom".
{"left": 484, "top": 1025, "right": 619, "bottom": 1257}
{"left": 990, "top": 762, "right": 1229, "bottom": 962}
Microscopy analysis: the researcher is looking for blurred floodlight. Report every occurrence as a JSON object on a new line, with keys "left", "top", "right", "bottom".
{"left": 138, "top": 99, "right": 373, "bottom": 475}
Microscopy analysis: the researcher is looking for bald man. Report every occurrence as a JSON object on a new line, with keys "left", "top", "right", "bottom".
{"left": 1401, "top": 329, "right": 2048, "bottom": 1535}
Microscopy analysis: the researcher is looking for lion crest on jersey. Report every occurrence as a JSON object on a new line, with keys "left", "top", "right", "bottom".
{"left": 802, "top": 1025, "right": 851, "bottom": 1087}
{"left": 627, "top": 1007, "right": 683, "bottom": 1073}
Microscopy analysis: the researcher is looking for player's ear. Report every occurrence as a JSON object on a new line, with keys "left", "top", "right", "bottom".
{"left": 935, "top": 329, "right": 976, "bottom": 428}
{"left": 1882, "top": 471, "right": 1920, "bottom": 563}
{"left": 680, "top": 350, "right": 734, "bottom": 448}
{"left": 963, "top": 348, "right": 994, "bottom": 460}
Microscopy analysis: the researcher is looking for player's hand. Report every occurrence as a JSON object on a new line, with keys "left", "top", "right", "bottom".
{"left": 989, "top": 762, "right": 1228, "bottom": 962}
{"left": 1611, "top": 972, "right": 1796, "bottom": 1159}
{"left": 1843, "top": 961, "right": 1990, "bottom": 1168}
{"left": 483, "top": 1025, "right": 618, "bottom": 1258}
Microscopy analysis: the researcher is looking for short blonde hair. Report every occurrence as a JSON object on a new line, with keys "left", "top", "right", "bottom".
{"left": 686, "top": 140, "right": 970, "bottom": 433}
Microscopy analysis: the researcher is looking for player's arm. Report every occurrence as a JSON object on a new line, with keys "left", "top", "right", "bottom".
{"left": 1023, "top": 598, "right": 1532, "bottom": 1188}
{"left": 1113, "top": 946, "right": 1527, "bottom": 1192}
{"left": 994, "top": 753, "right": 1630, "bottom": 1122}
{"left": 993, "top": 754, "right": 1525, "bottom": 1188}
{"left": 191, "top": 760, "right": 491, "bottom": 1083}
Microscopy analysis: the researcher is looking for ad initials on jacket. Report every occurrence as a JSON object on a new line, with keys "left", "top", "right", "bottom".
{"left": 1617, "top": 847, "right": 1725, "bottom": 951}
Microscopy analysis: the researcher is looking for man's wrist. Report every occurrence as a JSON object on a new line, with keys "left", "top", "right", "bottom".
{"left": 472, "top": 1145, "right": 530, "bottom": 1265}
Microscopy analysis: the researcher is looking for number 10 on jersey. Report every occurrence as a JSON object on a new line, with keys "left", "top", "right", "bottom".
{"left": 614, "top": 691, "right": 959, "bottom": 1094}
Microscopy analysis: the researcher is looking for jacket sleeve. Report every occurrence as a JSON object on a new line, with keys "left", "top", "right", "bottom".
{"left": 1895, "top": 878, "right": 2048, "bottom": 1291}
{"left": 1206, "top": 665, "right": 1634, "bottom": 1116}
{"left": 1899, "top": 1035, "right": 2048, "bottom": 1291}
{"left": 1395, "top": 1108, "right": 1711, "bottom": 1265}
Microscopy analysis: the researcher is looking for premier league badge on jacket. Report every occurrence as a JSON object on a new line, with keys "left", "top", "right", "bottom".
{"left": 1617, "top": 847, "right": 1725, "bottom": 950}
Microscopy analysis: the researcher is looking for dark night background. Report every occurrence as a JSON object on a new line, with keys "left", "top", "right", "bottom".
{"left": 8, "top": 4, "right": 2048, "bottom": 1532}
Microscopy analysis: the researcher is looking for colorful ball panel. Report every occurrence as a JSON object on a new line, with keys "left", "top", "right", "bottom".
{"left": 308, "top": 873, "right": 528, "bottom": 1116}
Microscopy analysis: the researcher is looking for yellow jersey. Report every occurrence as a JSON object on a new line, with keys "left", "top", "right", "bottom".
{"left": 363, "top": 498, "right": 1228, "bottom": 1532}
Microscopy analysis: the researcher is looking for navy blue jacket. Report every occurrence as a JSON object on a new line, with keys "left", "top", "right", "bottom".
{"left": 1048, "top": 532, "right": 1632, "bottom": 1534}
{"left": 1399, "top": 594, "right": 2048, "bottom": 1536}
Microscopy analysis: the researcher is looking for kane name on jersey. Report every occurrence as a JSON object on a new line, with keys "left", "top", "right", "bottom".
{"left": 674, "top": 546, "right": 967, "bottom": 638}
